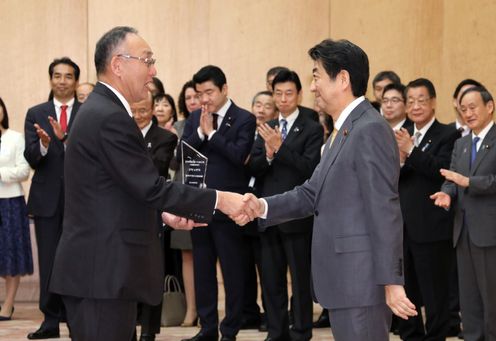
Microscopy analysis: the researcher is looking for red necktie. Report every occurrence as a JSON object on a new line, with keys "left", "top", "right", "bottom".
{"left": 60, "top": 105, "right": 68, "bottom": 133}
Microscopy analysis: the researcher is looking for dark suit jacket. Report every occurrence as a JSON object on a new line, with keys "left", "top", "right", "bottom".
{"left": 248, "top": 113, "right": 323, "bottom": 233}
{"left": 399, "top": 120, "right": 459, "bottom": 242}
{"left": 24, "top": 100, "right": 81, "bottom": 217}
{"left": 260, "top": 100, "right": 404, "bottom": 309}
{"left": 442, "top": 124, "right": 496, "bottom": 247}
{"left": 144, "top": 123, "right": 178, "bottom": 177}
{"left": 181, "top": 101, "right": 256, "bottom": 196}
{"left": 298, "top": 105, "right": 319, "bottom": 123}
{"left": 49, "top": 83, "right": 216, "bottom": 305}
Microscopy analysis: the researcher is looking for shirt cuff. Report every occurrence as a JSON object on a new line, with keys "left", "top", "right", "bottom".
{"left": 214, "top": 190, "right": 219, "bottom": 213}
{"left": 40, "top": 140, "right": 48, "bottom": 156}
{"left": 197, "top": 127, "right": 205, "bottom": 140}
{"left": 207, "top": 130, "right": 217, "bottom": 140}
{"left": 260, "top": 198, "right": 268, "bottom": 219}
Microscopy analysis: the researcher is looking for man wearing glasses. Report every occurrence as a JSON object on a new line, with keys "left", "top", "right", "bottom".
{"left": 381, "top": 82, "right": 412, "bottom": 132}
{"left": 49, "top": 26, "right": 249, "bottom": 341}
{"left": 394, "top": 78, "right": 459, "bottom": 340}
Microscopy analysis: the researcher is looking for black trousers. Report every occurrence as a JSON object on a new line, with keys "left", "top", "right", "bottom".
{"left": 260, "top": 227, "right": 313, "bottom": 341}
{"left": 399, "top": 235, "right": 454, "bottom": 341}
{"left": 34, "top": 212, "right": 65, "bottom": 329}
{"left": 457, "top": 226, "right": 496, "bottom": 341}
{"left": 63, "top": 296, "right": 136, "bottom": 341}
{"left": 191, "top": 219, "right": 245, "bottom": 338}
{"left": 242, "top": 232, "right": 263, "bottom": 321}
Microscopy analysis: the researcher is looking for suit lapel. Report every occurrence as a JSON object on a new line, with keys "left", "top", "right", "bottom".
{"left": 67, "top": 100, "right": 80, "bottom": 132}
{"left": 217, "top": 102, "right": 236, "bottom": 135}
{"left": 316, "top": 101, "right": 367, "bottom": 197}
{"left": 416, "top": 120, "right": 439, "bottom": 153}
{"left": 458, "top": 136, "right": 472, "bottom": 176}
{"left": 471, "top": 124, "right": 496, "bottom": 174}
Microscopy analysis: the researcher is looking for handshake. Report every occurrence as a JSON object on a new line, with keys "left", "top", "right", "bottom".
{"left": 162, "top": 192, "right": 266, "bottom": 230}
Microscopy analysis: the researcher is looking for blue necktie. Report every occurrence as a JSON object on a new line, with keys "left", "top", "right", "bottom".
{"left": 280, "top": 119, "right": 288, "bottom": 141}
{"left": 470, "top": 136, "right": 480, "bottom": 169}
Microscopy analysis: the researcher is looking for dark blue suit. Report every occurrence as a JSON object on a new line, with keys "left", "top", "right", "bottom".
{"left": 181, "top": 100, "right": 256, "bottom": 338}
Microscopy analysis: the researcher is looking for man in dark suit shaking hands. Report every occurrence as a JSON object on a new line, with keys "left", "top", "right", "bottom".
{"left": 24, "top": 57, "right": 81, "bottom": 340}
{"left": 432, "top": 86, "right": 496, "bottom": 341}
{"left": 237, "top": 39, "right": 417, "bottom": 341}
{"left": 48, "top": 26, "right": 250, "bottom": 341}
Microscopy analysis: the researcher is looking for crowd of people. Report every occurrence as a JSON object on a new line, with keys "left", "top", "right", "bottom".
{"left": 0, "top": 26, "right": 495, "bottom": 341}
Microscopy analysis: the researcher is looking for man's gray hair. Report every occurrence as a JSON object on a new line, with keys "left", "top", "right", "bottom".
{"left": 94, "top": 26, "right": 138, "bottom": 75}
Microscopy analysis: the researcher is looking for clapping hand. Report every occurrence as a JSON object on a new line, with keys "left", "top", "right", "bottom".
{"left": 258, "top": 123, "right": 282, "bottom": 152}
{"left": 439, "top": 168, "right": 469, "bottom": 188}
{"left": 199, "top": 105, "right": 214, "bottom": 135}
{"left": 430, "top": 191, "right": 451, "bottom": 209}
{"left": 34, "top": 123, "right": 51, "bottom": 148}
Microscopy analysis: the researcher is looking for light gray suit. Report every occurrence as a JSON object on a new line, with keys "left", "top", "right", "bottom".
{"left": 441, "top": 123, "right": 496, "bottom": 341}
{"left": 260, "top": 100, "right": 404, "bottom": 340}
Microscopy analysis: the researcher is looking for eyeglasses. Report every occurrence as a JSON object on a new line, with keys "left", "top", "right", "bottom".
{"left": 117, "top": 54, "right": 156, "bottom": 67}
{"left": 382, "top": 97, "right": 404, "bottom": 105}
{"left": 406, "top": 97, "right": 431, "bottom": 107}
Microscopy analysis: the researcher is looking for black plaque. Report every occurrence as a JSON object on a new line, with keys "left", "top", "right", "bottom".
{"left": 181, "top": 141, "right": 208, "bottom": 188}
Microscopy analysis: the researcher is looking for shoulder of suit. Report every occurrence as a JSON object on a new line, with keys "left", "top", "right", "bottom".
{"left": 27, "top": 100, "right": 53, "bottom": 113}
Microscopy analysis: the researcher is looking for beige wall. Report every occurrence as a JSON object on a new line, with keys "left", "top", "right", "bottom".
{"left": 1, "top": 0, "right": 496, "bottom": 300}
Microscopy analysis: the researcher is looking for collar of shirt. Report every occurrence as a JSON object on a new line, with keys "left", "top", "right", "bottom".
{"left": 414, "top": 116, "right": 436, "bottom": 145}
{"left": 334, "top": 96, "right": 365, "bottom": 131}
{"left": 278, "top": 108, "right": 299, "bottom": 133}
{"left": 472, "top": 121, "right": 494, "bottom": 151}
{"left": 140, "top": 120, "right": 153, "bottom": 137}
{"left": 456, "top": 119, "right": 470, "bottom": 137}
{"left": 99, "top": 81, "right": 133, "bottom": 117}
{"left": 392, "top": 118, "right": 407, "bottom": 132}
{"left": 53, "top": 97, "right": 75, "bottom": 121}
{"left": 215, "top": 98, "right": 232, "bottom": 122}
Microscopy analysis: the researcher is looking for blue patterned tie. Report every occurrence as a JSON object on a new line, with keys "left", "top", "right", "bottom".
{"left": 280, "top": 119, "right": 288, "bottom": 141}
{"left": 470, "top": 136, "right": 480, "bottom": 169}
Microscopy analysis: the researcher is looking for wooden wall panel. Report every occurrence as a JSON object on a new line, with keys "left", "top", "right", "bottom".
{"left": 329, "top": 0, "right": 448, "bottom": 119}
{"left": 0, "top": 0, "right": 88, "bottom": 132}
{"left": 0, "top": 0, "right": 87, "bottom": 301}
{"left": 87, "top": 0, "right": 330, "bottom": 110}
{"left": 440, "top": 0, "right": 496, "bottom": 119}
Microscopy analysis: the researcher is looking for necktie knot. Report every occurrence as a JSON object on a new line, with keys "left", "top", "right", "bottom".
{"left": 414, "top": 131, "right": 422, "bottom": 147}
{"left": 280, "top": 119, "right": 288, "bottom": 141}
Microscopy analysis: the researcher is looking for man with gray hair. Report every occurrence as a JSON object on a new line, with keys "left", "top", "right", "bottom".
{"left": 49, "top": 26, "right": 249, "bottom": 341}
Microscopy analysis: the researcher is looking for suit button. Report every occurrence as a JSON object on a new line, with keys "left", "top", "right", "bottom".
{"left": 315, "top": 210, "right": 319, "bottom": 216}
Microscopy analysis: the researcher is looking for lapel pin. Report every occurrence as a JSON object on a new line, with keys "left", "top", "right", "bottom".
{"left": 294, "top": 127, "right": 300, "bottom": 133}
{"left": 225, "top": 122, "right": 231, "bottom": 128}
{"left": 147, "top": 142, "right": 152, "bottom": 148}
{"left": 484, "top": 144, "right": 490, "bottom": 149}
{"left": 343, "top": 129, "right": 349, "bottom": 136}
